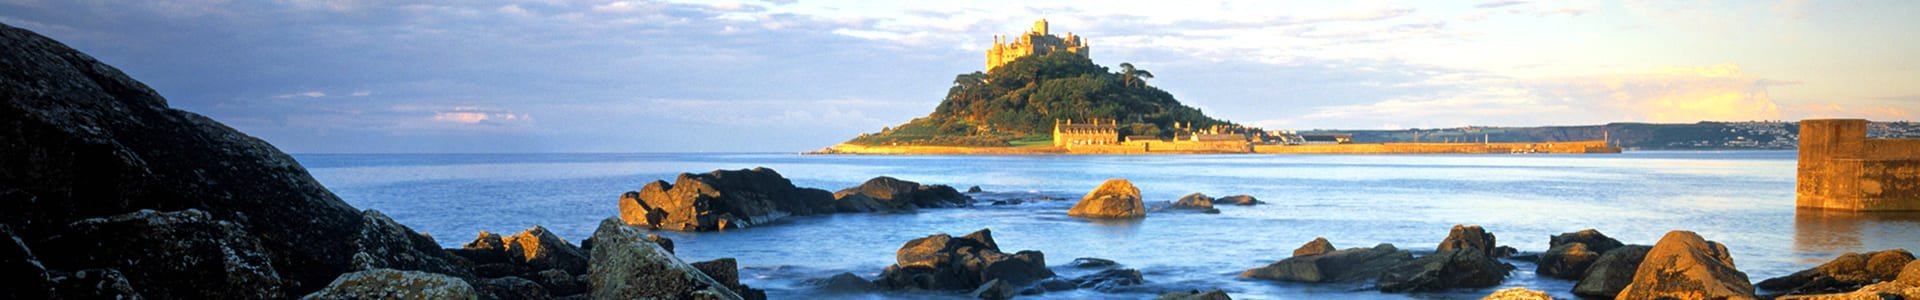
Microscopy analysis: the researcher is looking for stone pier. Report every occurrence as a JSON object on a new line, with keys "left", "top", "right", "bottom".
{"left": 1797, "top": 119, "right": 1920, "bottom": 211}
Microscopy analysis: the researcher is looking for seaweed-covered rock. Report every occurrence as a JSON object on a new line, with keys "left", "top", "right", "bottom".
{"left": 586, "top": 218, "right": 742, "bottom": 299}
{"left": 876, "top": 228, "right": 1055, "bottom": 291}
{"left": 834, "top": 176, "right": 972, "bottom": 212}
{"left": 301, "top": 268, "right": 476, "bottom": 300}
{"left": 618, "top": 167, "right": 837, "bottom": 231}
{"left": 1068, "top": 179, "right": 1147, "bottom": 219}
{"left": 1242, "top": 243, "right": 1413, "bottom": 283}
{"left": 1573, "top": 245, "right": 1652, "bottom": 298}
{"left": 1615, "top": 231, "right": 1753, "bottom": 300}
{"left": 1376, "top": 249, "right": 1515, "bottom": 293}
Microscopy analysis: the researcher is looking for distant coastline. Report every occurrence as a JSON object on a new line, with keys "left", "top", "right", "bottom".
{"left": 810, "top": 140, "right": 1620, "bottom": 155}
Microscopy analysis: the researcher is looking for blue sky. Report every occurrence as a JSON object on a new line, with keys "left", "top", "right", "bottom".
{"left": 3, "top": 0, "right": 1915, "bottom": 152}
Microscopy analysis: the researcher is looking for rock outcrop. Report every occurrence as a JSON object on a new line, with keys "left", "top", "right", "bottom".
{"left": 0, "top": 22, "right": 470, "bottom": 295}
{"left": 586, "top": 218, "right": 744, "bottom": 299}
{"left": 618, "top": 167, "right": 838, "bottom": 231}
{"left": 1775, "top": 281, "right": 1920, "bottom": 299}
{"left": 1538, "top": 229, "right": 1624, "bottom": 279}
{"left": 1437, "top": 225, "right": 1501, "bottom": 257}
{"left": 1156, "top": 289, "right": 1234, "bottom": 300}
{"left": 38, "top": 209, "right": 284, "bottom": 299}
{"left": 301, "top": 269, "right": 477, "bottom": 300}
{"left": 833, "top": 176, "right": 972, "bottom": 212}
{"left": 1068, "top": 179, "right": 1147, "bottom": 219}
{"left": 806, "top": 272, "right": 875, "bottom": 293}
{"left": 450, "top": 225, "right": 595, "bottom": 298}
{"left": 1376, "top": 247, "right": 1515, "bottom": 292}
{"left": 1615, "top": 231, "right": 1754, "bottom": 300}
{"left": 692, "top": 258, "right": 768, "bottom": 300}
{"left": 1480, "top": 287, "right": 1554, "bottom": 300}
{"left": 1242, "top": 242, "right": 1413, "bottom": 283}
{"left": 1573, "top": 245, "right": 1652, "bottom": 298}
{"left": 876, "top": 228, "right": 1055, "bottom": 291}
{"left": 1294, "top": 237, "right": 1337, "bottom": 257}
{"left": 1167, "top": 193, "right": 1221, "bottom": 213}
{"left": 1759, "top": 249, "right": 1914, "bottom": 295}
{"left": 1903, "top": 260, "right": 1920, "bottom": 286}
{"left": 1217, "top": 195, "right": 1261, "bottom": 205}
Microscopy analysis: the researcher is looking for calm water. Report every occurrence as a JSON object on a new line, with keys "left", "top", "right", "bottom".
{"left": 295, "top": 151, "right": 1920, "bottom": 299}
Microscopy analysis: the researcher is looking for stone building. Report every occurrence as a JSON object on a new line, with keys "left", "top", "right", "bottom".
{"left": 1053, "top": 119, "right": 1119, "bottom": 147}
{"left": 1798, "top": 119, "right": 1920, "bottom": 211}
{"left": 986, "top": 19, "right": 1090, "bottom": 73}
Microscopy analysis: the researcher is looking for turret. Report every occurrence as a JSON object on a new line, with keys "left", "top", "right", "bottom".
{"left": 1034, "top": 19, "right": 1049, "bottom": 35}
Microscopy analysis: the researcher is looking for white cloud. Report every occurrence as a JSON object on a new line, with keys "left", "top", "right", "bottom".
{"left": 429, "top": 106, "right": 530, "bottom": 124}
{"left": 350, "top": 90, "right": 373, "bottom": 97}
{"left": 275, "top": 91, "right": 327, "bottom": 98}
{"left": 497, "top": 4, "right": 533, "bottom": 17}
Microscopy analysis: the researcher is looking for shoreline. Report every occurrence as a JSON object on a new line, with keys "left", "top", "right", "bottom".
{"left": 811, "top": 140, "right": 1623, "bottom": 155}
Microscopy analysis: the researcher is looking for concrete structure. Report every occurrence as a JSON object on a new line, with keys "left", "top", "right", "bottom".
{"left": 1053, "top": 119, "right": 1119, "bottom": 147}
{"left": 1797, "top": 119, "right": 1920, "bottom": 211}
{"left": 986, "top": 19, "right": 1090, "bottom": 73}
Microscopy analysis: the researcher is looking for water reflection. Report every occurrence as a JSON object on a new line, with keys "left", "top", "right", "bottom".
{"left": 1793, "top": 209, "right": 1920, "bottom": 260}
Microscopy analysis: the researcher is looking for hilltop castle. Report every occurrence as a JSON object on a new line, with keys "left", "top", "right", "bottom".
{"left": 986, "top": 19, "right": 1090, "bottom": 72}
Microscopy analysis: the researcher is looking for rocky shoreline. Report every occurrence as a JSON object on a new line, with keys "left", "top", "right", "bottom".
{"left": 3, "top": 21, "right": 1916, "bottom": 300}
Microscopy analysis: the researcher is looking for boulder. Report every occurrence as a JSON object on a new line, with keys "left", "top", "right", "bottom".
{"left": 1167, "top": 193, "right": 1221, "bottom": 214}
{"left": 1376, "top": 248, "right": 1515, "bottom": 292}
{"left": 1070, "top": 257, "right": 1119, "bottom": 268}
{"left": 453, "top": 231, "right": 510, "bottom": 264}
{"left": 1775, "top": 281, "right": 1920, "bottom": 299}
{"left": 971, "top": 279, "right": 1017, "bottom": 299}
{"left": 1480, "top": 287, "right": 1553, "bottom": 300}
{"left": 1242, "top": 243, "right": 1413, "bottom": 283}
{"left": 1551, "top": 229, "right": 1625, "bottom": 253}
{"left": 692, "top": 258, "right": 768, "bottom": 300}
{"left": 1437, "top": 224, "right": 1501, "bottom": 257}
{"left": 1068, "top": 179, "right": 1147, "bottom": 219}
{"left": 1155, "top": 289, "right": 1233, "bottom": 300}
{"left": 1072, "top": 268, "right": 1145, "bottom": 291}
{"left": 876, "top": 228, "right": 1056, "bottom": 291}
{"left": 39, "top": 209, "right": 284, "bottom": 299}
{"left": 52, "top": 269, "right": 142, "bottom": 299}
{"left": 968, "top": 186, "right": 984, "bottom": 193}
{"left": 1217, "top": 195, "right": 1261, "bottom": 205}
{"left": 1573, "top": 245, "right": 1652, "bottom": 298}
{"left": 618, "top": 167, "right": 837, "bottom": 231}
{"left": 503, "top": 226, "right": 590, "bottom": 275}
{"left": 806, "top": 272, "right": 874, "bottom": 292}
{"left": 833, "top": 176, "right": 972, "bottom": 212}
{"left": 586, "top": 218, "right": 743, "bottom": 300}
{"left": 349, "top": 210, "right": 473, "bottom": 277}
{"left": 1, "top": 224, "right": 55, "bottom": 299}
{"left": 1615, "top": 231, "right": 1754, "bottom": 300}
{"left": 301, "top": 269, "right": 477, "bottom": 300}
{"left": 1294, "top": 237, "right": 1337, "bottom": 257}
{"left": 1902, "top": 260, "right": 1920, "bottom": 286}
{"left": 0, "top": 22, "right": 468, "bottom": 294}
{"left": 474, "top": 276, "right": 550, "bottom": 300}
{"left": 529, "top": 269, "right": 588, "bottom": 296}
{"left": 1759, "top": 249, "right": 1914, "bottom": 295}
{"left": 1538, "top": 242, "right": 1602, "bottom": 279}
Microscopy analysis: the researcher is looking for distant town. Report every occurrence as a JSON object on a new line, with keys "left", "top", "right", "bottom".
{"left": 1305, "top": 121, "right": 1920, "bottom": 150}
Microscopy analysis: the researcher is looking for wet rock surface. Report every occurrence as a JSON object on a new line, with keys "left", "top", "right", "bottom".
{"left": 876, "top": 228, "right": 1055, "bottom": 291}
{"left": 1294, "top": 237, "right": 1337, "bottom": 257}
{"left": 1538, "top": 229, "right": 1624, "bottom": 279}
{"left": 1068, "top": 179, "right": 1147, "bottom": 219}
{"left": 1616, "top": 230, "right": 1754, "bottom": 300}
{"left": 1215, "top": 195, "right": 1261, "bottom": 205}
{"left": 834, "top": 176, "right": 973, "bottom": 212}
{"left": 1759, "top": 249, "right": 1914, "bottom": 296}
{"left": 619, "top": 168, "right": 837, "bottom": 231}
{"left": 1155, "top": 289, "right": 1233, "bottom": 300}
{"left": 1165, "top": 193, "right": 1220, "bottom": 213}
{"left": 1376, "top": 248, "right": 1515, "bottom": 293}
{"left": 1242, "top": 242, "right": 1413, "bottom": 283}
{"left": 1572, "top": 245, "right": 1652, "bottom": 298}
{"left": 586, "top": 218, "right": 744, "bottom": 300}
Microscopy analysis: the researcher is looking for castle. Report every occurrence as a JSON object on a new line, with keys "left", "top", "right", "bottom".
{"left": 986, "top": 19, "right": 1090, "bottom": 72}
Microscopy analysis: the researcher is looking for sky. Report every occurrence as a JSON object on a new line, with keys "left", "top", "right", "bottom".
{"left": 2, "top": 0, "right": 1916, "bottom": 153}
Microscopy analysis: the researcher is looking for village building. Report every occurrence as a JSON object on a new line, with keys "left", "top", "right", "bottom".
{"left": 1053, "top": 119, "right": 1120, "bottom": 147}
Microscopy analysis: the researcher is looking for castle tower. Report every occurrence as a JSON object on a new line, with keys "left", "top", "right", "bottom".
{"left": 1034, "top": 19, "right": 1048, "bottom": 35}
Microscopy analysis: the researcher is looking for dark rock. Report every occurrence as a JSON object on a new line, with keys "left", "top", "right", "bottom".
{"left": 1242, "top": 243, "right": 1413, "bottom": 283}
{"left": 1774, "top": 281, "right": 1920, "bottom": 299}
{"left": 1376, "top": 249, "right": 1515, "bottom": 292}
{"left": 1, "top": 224, "right": 55, "bottom": 299}
{"left": 1572, "top": 245, "right": 1652, "bottom": 298}
{"left": 503, "top": 226, "right": 589, "bottom": 275}
{"left": 618, "top": 167, "right": 837, "bottom": 231}
{"left": 452, "top": 231, "right": 511, "bottom": 267}
{"left": 0, "top": 22, "right": 467, "bottom": 294}
{"left": 1436, "top": 224, "right": 1500, "bottom": 257}
{"left": 692, "top": 258, "right": 767, "bottom": 300}
{"left": 52, "top": 269, "right": 142, "bottom": 300}
{"left": 301, "top": 268, "right": 477, "bottom": 300}
{"left": 1068, "top": 179, "right": 1147, "bottom": 219}
{"left": 1070, "top": 257, "right": 1119, "bottom": 268}
{"left": 1550, "top": 229, "right": 1624, "bottom": 253}
{"left": 528, "top": 268, "right": 587, "bottom": 296}
{"left": 1615, "top": 231, "right": 1753, "bottom": 300}
{"left": 1168, "top": 193, "right": 1219, "bottom": 213}
{"left": 968, "top": 186, "right": 984, "bottom": 193}
{"left": 1155, "top": 289, "right": 1233, "bottom": 300}
{"left": 876, "top": 228, "right": 1055, "bottom": 291}
{"left": 834, "top": 176, "right": 972, "bottom": 212}
{"left": 1492, "top": 246, "right": 1518, "bottom": 258}
{"left": 40, "top": 209, "right": 284, "bottom": 299}
{"left": 586, "top": 218, "right": 743, "bottom": 299}
{"left": 1758, "top": 249, "right": 1914, "bottom": 295}
{"left": 647, "top": 234, "right": 674, "bottom": 254}
{"left": 475, "top": 276, "right": 551, "bottom": 300}
{"left": 1073, "top": 268, "right": 1145, "bottom": 291}
{"left": 1217, "top": 195, "right": 1261, "bottom": 205}
{"left": 972, "top": 279, "right": 1017, "bottom": 299}
{"left": 1294, "top": 237, "right": 1337, "bottom": 257}
{"left": 1537, "top": 242, "right": 1601, "bottom": 279}
{"left": 805, "top": 272, "right": 874, "bottom": 292}
{"left": 349, "top": 210, "right": 472, "bottom": 277}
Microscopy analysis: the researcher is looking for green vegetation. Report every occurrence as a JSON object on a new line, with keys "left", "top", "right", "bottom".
{"left": 846, "top": 52, "right": 1227, "bottom": 146}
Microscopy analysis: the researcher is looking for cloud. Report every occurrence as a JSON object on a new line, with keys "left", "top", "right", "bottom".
{"left": 497, "top": 4, "right": 533, "bottom": 17}
{"left": 350, "top": 90, "right": 372, "bottom": 97}
{"left": 275, "top": 91, "right": 327, "bottom": 98}
{"left": 429, "top": 106, "right": 529, "bottom": 125}
{"left": 1539, "top": 64, "right": 1785, "bottom": 122}
{"left": 1476, "top": 1, "right": 1528, "bottom": 9}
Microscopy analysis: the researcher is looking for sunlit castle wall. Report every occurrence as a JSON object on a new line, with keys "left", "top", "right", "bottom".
{"left": 1797, "top": 119, "right": 1920, "bottom": 211}
{"left": 985, "top": 19, "right": 1090, "bottom": 73}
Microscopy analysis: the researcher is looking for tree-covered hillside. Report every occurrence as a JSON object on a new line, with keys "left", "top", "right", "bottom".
{"left": 846, "top": 52, "right": 1228, "bottom": 146}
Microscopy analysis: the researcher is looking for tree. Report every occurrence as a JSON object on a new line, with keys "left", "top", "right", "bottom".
{"left": 1119, "top": 62, "right": 1154, "bottom": 88}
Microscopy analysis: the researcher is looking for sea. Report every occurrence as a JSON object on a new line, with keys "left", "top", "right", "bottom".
{"left": 293, "top": 151, "right": 1920, "bottom": 299}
